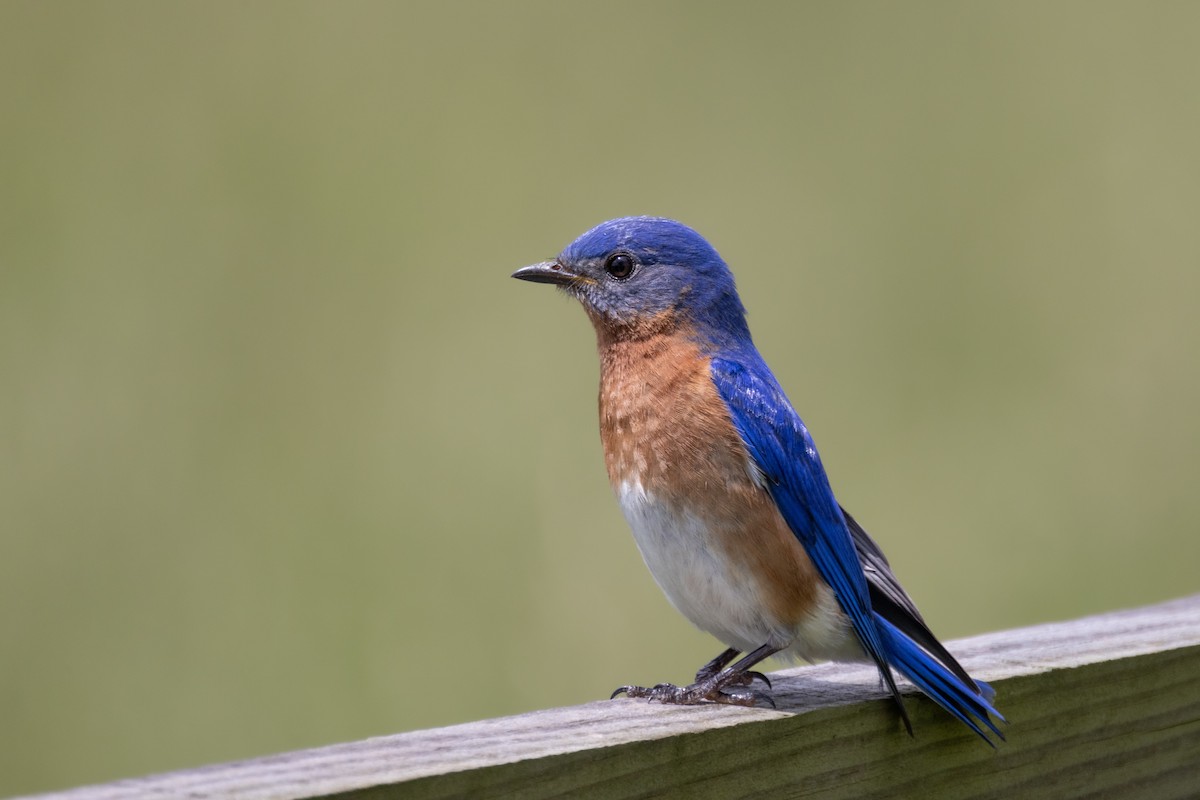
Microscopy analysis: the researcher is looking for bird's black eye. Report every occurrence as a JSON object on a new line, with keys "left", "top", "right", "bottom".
{"left": 604, "top": 253, "right": 635, "bottom": 280}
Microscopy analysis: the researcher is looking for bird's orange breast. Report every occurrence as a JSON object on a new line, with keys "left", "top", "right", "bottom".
{"left": 593, "top": 320, "right": 827, "bottom": 632}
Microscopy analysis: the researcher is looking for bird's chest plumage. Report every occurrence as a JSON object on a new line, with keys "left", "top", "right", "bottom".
{"left": 595, "top": 329, "right": 852, "bottom": 657}
{"left": 597, "top": 333, "right": 751, "bottom": 502}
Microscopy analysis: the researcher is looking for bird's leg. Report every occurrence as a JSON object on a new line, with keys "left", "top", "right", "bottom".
{"left": 612, "top": 643, "right": 783, "bottom": 708}
{"left": 693, "top": 647, "right": 739, "bottom": 682}
{"left": 693, "top": 647, "right": 771, "bottom": 689}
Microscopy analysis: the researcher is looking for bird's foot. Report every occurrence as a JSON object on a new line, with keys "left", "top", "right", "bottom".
{"left": 691, "top": 648, "right": 772, "bottom": 689}
{"left": 715, "top": 670, "right": 772, "bottom": 690}
{"left": 612, "top": 672, "right": 775, "bottom": 708}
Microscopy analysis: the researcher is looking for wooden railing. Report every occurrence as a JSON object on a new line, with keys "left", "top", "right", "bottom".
{"left": 20, "top": 595, "right": 1200, "bottom": 800}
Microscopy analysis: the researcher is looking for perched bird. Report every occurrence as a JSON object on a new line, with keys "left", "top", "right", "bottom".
{"left": 512, "top": 217, "right": 1003, "bottom": 743}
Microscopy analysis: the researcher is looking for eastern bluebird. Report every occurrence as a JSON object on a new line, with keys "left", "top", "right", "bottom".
{"left": 512, "top": 217, "right": 1003, "bottom": 743}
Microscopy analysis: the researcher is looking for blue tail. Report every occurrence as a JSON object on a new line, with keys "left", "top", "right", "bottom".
{"left": 876, "top": 615, "right": 1006, "bottom": 744}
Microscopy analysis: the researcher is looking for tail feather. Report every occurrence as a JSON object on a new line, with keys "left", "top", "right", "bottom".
{"left": 876, "top": 615, "right": 1006, "bottom": 744}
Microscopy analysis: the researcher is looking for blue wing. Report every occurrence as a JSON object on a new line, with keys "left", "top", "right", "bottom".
{"left": 710, "top": 354, "right": 1003, "bottom": 742}
{"left": 708, "top": 357, "right": 899, "bottom": 694}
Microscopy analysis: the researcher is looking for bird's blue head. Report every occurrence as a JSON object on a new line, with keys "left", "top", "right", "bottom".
{"left": 513, "top": 217, "right": 751, "bottom": 349}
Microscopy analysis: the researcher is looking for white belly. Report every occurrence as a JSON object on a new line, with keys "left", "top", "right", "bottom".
{"left": 616, "top": 479, "right": 863, "bottom": 662}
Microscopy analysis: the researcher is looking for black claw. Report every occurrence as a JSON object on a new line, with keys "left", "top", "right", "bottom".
{"left": 745, "top": 671, "right": 772, "bottom": 689}
{"left": 714, "top": 670, "right": 772, "bottom": 689}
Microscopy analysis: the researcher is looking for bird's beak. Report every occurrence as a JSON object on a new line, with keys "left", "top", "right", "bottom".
{"left": 511, "top": 260, "right": 579, "bottom": 286}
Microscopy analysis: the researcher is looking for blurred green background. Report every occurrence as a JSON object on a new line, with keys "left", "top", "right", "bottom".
{"left": 2, "top": 1, "right": 1198, "bottom": 794}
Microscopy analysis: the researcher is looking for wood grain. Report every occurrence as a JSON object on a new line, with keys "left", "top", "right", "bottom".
{"left": 21, "top": 595, "right": 1200, "bottom": 800}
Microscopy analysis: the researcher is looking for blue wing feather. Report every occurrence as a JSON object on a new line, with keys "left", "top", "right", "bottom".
{"left": 710, "top": 354, "right": 1003, "bottom": 742}
{"left": 708, "top": 358, "right": 895, "bottom": 667}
